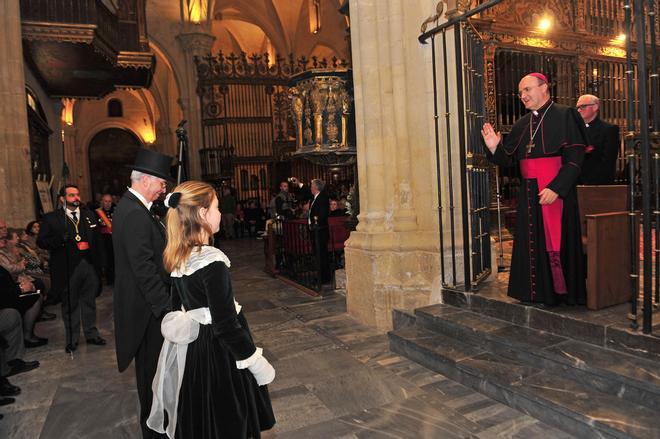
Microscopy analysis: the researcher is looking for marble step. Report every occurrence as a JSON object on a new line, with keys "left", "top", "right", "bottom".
{"left": 389, "top": 326, "right": 660, "bottom": 439}
{"left": 415, "top": 304, "right": 660, "bottom": 410}
{"left": 392, "top": 308, "right": 416, "bottom": 330}
{"left": 440, "top": 289, "right": 660, "bottom": 362}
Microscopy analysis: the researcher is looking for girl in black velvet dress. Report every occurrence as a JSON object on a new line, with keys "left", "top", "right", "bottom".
{"left": 147, "top": 181, "right": 275, "bottom": 439}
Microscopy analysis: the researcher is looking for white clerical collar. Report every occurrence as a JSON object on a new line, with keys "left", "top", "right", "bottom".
{"left": 129, "top": 187, "right": 153, "bottom": 210}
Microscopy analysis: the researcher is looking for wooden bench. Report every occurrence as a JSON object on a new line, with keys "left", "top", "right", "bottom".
{"left": 577, "top": 185, "right": 634, "bottom": 310}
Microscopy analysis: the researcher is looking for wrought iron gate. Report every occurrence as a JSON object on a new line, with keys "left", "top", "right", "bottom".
{"left": 464, "top": 25, "right": 491, "bottom": 287}
{"left": 421, "top": 1, "right": 502, "bottom": 290}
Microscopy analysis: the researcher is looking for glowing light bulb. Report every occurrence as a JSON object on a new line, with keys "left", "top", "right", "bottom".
{"left": 537, "top": 17, "right": 552, "bottom": 32}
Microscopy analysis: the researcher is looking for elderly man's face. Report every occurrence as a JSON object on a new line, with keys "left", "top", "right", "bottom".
{"left": 0, "top": 220, "right": 6, "bottom": 239}
{"left": 576, "top": 96, "right": 599, "bottom": 123}
{"left": 518, "top": 76, "right": 549, "bottom": 111}
{"left": 330, "top": 200, "right": 338, "bottom": 211}
{"left": 142, "top": 175, "right": 167, "bottom": 203}
{"left": 101, "top": 195, "right": 113, "bottom": 210}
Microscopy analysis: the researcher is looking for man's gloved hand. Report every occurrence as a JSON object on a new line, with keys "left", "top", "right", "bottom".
{"left": 248, "top": 356, "right": 275, "bottom": 386}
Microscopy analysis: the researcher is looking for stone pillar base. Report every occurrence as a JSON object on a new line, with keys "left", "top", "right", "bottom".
{"left": 345, "top": 231, "right": 442, "bottom": 330}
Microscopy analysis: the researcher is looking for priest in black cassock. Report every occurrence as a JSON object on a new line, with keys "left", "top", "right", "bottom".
{"left": 576, "top": 94, "right": 620, "bottom": 185}
{"left": 482, "top": 73, "right": 588, "bottom": 306}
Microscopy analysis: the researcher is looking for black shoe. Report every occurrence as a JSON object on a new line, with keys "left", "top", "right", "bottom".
{"left": 6, "top": 359, "right": 40, "bottom": 377}
{"left": 65, "top": 342, "right": 78, "bottom": 353}
{"left": 0, "top": 378, "right": 20, "bottom": 397}
{"left": 0, "top": 397, "right": 15, "bottom": 406}
{"left": 24, "top": 338, "right": 48, "bottom": 348}
{"left": 86, "top": 336, "right": 106, "bottom": 346}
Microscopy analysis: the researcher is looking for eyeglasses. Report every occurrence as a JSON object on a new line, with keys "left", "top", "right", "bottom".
{"left": 576, "top": 103, "right": 597, "bottom": 111}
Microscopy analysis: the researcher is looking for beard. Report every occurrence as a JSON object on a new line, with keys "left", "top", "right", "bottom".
{"left": 65, "top": 200, "right": 80, "bottom": 209}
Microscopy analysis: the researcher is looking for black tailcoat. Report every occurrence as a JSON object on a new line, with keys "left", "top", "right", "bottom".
{"left": 37, "top": 208, "right": 102, "bottom": 295}
{"left": 579, "top": 117, "right": 620, "bottom": 185}
{"left": 112, "top": 190, "right": 170, "bottom": 372}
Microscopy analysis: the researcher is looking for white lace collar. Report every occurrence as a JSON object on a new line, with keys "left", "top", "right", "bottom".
{"left": 171, "top": 246, "right": 231, "bottom": 278}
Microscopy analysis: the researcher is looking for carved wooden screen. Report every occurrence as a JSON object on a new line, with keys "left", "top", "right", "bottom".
{"left": 585, "top": 58, "right": 638, "bottom": 130}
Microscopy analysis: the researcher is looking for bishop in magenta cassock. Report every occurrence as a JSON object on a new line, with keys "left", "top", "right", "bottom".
{"left": 482, "top": 73, "right": 588, "bottom": 306}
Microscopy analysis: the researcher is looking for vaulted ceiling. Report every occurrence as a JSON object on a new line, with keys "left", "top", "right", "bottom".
{"left": 211, "top": 0, "right": 349, "bottom": 61}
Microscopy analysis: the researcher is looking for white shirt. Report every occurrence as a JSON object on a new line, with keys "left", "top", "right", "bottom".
{"left": 129, "top": 187, "right": 153, "bottom": 210}
{"left": 65, "top": 207, "right": 81, "bottom": 221}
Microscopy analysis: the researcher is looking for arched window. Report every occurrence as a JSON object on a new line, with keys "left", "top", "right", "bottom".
{"left": 108, "top": 99, "right": 123, "bottom": 117}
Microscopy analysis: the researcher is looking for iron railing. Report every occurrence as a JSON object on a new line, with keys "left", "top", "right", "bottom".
{"left": 266, "top": 216, "right": 351, "bottom": 293}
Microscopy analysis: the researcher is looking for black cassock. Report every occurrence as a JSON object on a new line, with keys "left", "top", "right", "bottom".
{"left": 487, "top": 100, "right": 588, "bottom": 306}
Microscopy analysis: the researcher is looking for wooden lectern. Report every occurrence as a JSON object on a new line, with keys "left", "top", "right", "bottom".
{"left": 577, "top": 185, "right": 634, "bottom": 310}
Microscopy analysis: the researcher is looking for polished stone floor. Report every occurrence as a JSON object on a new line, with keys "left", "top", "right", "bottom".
{"left": 1, "top": 239, "right": 574, "bottom": 438}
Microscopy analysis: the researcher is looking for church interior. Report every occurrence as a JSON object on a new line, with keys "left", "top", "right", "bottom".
{"left": 1, "top": 0, "right": 659, "bottom": 437}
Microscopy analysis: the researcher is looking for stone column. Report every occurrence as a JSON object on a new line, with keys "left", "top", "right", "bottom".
{"left": 345, "top": 0, "right": 466, "bottom": 330}
{"left": 176, "top": 27, "right": 215, "bottom": 180}
{"left": 0, "top": 1, "right": 35, "bottom": 225}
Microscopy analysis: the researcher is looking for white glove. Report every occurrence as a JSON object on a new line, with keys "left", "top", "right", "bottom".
{"left": 248, "top": 356, "right": 275, "bottom": 386}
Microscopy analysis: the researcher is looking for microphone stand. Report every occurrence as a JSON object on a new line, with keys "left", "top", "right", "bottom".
{"left": 176, "top": 120, "right": 189, "bottom": 185}
{"left": 62, "top": 202, "right": 75, "bottom": 360}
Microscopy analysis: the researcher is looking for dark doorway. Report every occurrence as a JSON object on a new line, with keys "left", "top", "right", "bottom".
{"left": 88, "top": 128, "right": 142, "bottom": 200}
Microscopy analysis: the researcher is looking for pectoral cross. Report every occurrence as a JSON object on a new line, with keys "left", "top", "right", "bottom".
{"left": 526, "top": 141, "right": 534, "bottom": 155}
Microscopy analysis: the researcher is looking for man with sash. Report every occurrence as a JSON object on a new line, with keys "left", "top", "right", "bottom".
{"left": 96, "top": 194, "right": 115, "bottom": 285}
{"left": 481, "top": 73, "right": 588, "bottom": 306}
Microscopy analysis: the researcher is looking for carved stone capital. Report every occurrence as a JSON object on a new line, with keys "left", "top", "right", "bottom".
{"left": 176, "top": 31, "right": 215, "bottom": 58}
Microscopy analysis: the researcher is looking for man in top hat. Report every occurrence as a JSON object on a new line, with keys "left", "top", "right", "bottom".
{"left": 481, "top": 73, "right": 588, "bottom": 307}
{"left": 112, "top": 148, "right": 173, "bottom": 438}
{"left": 575, "top": 94, "right": 620, "bottom": 185}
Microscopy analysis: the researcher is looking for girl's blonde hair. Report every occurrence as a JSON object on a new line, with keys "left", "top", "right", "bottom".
{"left": 163, "top": 181, "right": 217, "bottom": 273}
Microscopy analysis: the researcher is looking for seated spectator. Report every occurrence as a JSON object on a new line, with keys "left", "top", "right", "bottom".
{"left": 24, "top": 221, "right": 49, "bottom": 268}
{"left": 0, "top": 264, "right": 47, "bottom": 347}
{"left": 0, "top": 308, "right": 40, "bottom": 411}
{"left": 329, "top": 199, "right": 348, "bottom": 217}
{"left": 3, "top": 231, "right": 52, "bottom": 317}
{"left": 0, "top": 235, "right": 27, "bottom": 280}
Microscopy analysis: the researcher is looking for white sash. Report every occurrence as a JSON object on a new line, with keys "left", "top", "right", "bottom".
{"left": 146, "top": 307, "right": 211, "bottom": 438}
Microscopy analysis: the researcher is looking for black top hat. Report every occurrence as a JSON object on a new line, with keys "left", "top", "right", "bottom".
{"left": 129, "top": 148, "right": 174, "bottom": 181}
